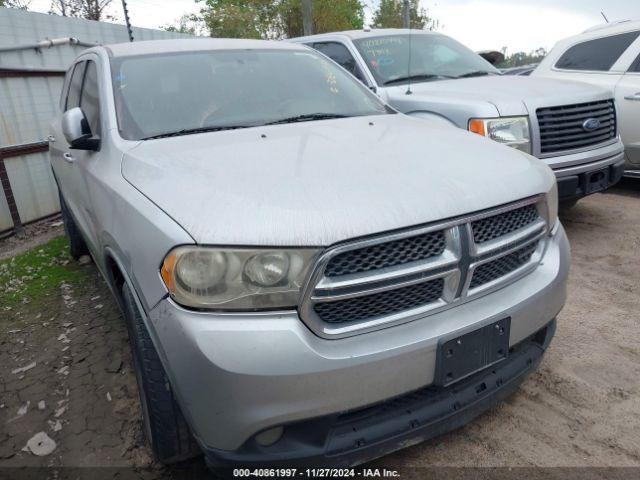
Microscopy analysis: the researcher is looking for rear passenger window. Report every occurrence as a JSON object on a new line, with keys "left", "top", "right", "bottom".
{"left": 629, "top": 53, "right": 640, "bottom": 73}
{"left": 555, "top": 31, "right": 640, "bottom": 71}
{"left": 313, "top": 42, "right": 366, "bottom": 82}
{"left": 65, "top": 61, "right": 86, "bottom": 111}
{"left": 81, "top": 61, "right": 101, "bottom": 135}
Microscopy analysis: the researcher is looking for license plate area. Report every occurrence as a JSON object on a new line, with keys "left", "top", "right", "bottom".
{"left": 586, "top": 167, "right": 609, "bottom": 194}
{"left": 436, "top": 318, "right": 511, "bottom": 387}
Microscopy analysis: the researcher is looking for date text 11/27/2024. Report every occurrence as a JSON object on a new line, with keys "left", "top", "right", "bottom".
{"left": 232, "top": 469, "right": 401, "bottom": 477}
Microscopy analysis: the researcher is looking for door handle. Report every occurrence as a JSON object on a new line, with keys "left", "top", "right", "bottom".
{"left": 47, "top": 135, "right": 56, "bottom": 143}
{"left": 624, "top": 93, "right": 640, "bottom": 101}
{"left": 63, "top": 152, "right": 75, "bottom": 163}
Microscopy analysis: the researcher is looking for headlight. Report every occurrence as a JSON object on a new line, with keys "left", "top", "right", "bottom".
{"left": 468, "top": 117, "right": 531, "bottom": 154}
{"left": 545, "top": 181, "right": 559, "bottom": 230}
{"left": 161, "top": 246, "right": 319, "bottom": 310}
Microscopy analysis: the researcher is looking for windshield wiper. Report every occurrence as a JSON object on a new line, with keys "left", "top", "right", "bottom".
{"left": 456, "top": 70, "right": 499, "bottom": 78}
{"left": 263, "top": 113, "right": 350, "bottom": 125}
{"left": 141, "top": 125, "right": 250, "bottom": 140}
{"left": 383, "top": 73, "right": 456, "bottom": 85}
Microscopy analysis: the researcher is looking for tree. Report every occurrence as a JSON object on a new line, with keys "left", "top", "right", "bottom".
{"left": 278, "top": 0, "right": 364, "bottom": 38}
{"left": 499, "top": 47, "right": 547, "bottom": 68}
{"left": 372, "top": 0, "right": 438, "bottom": 30}
{"left": 162, "top": 13, "right": 205, "bottom": 35}
{"left": 198, "top": 0, "right": 280, "bottom": 39}
{"left": 48, "top": 0, "right": 114, "bottom": 21}
{"left": 197, "top": 0, "right": 364, "bottom": 39}
{"left": 0, "top": 0, "right": 31, "bottom": 8}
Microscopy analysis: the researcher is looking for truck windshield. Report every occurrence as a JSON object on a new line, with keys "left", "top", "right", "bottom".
{"left": 110, "top": 49, "right": 390, "bottom": 140}
{"left": 353, "top": 34, "right": 500, "bottom": 86}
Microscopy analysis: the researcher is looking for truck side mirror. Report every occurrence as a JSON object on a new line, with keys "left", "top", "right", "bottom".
{"left": 62, "top": 107, "right": 100, "bottom": 151}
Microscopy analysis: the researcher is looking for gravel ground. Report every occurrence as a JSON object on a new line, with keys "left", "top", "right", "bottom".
{"left": 0, "top": 180, "right": 639, "bottom": 477}
{"left": 0, "top": 215, "right": 64, "bottom": 261}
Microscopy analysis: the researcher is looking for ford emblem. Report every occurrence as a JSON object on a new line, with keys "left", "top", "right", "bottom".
{"left": 582, "top": 118, "right": 601, "bottom": 132}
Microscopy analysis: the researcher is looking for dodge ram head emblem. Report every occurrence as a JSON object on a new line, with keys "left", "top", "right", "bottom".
{"left": 582, "top": 118, "right": 601, "bottom": 132}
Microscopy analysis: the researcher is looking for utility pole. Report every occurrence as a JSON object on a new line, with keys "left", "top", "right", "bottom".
{"left": 402, "top": 0, "right": 410, "bottom": 29}
{"left": 301, "top": 0, "right": 313, "bottom": 36}
{"left": 122, "top": 0, "right": 134, "bottom": 42}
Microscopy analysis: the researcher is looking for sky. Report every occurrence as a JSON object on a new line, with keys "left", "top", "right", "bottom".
{"left": 24, "top": 0, "right": 639, "bottom": 53}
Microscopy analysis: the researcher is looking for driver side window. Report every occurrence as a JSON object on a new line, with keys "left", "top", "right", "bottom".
{"left": 312, "top": 42, "right": 367, "bottom": 83}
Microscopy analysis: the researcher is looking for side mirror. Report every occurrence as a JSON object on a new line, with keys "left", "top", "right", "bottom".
{"left": 62, "top": 107, "right": 100, "bottom": 151}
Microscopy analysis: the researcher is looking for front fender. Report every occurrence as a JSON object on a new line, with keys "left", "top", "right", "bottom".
{"left": 405, "top": 111, "right": 458, "bottom": 128}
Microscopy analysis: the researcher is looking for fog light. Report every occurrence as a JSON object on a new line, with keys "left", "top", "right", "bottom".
{"left": 255, "top": 426, "right": 284, "bottom": 447}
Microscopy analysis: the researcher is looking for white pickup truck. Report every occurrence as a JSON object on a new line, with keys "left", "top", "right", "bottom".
{"left": 292, "top": 29, "right": 626, "bottom": 205}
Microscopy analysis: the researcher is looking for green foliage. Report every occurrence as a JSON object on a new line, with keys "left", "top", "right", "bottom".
{"left": 279, "top": 0, "right": 363, "bottom": 38}
{"left": 162, "top": 13, "right": 203, "bottom": 35}
{"left": 197, "top": 0, "right": 364, "bottom": 39}
{"left": 0, "top": 236, "right": 85, "bottom": 307}
{"left": 499, "top": 47, "right": 547, "bottom": 68}
{"left": 371, "top": 0, "right": 438, "bottom": 30}
{"left": 198, "top": 0, "right": 281, "bottom": 39}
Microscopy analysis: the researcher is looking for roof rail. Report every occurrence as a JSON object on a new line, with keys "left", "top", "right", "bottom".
{"left": 582, "top": 19, "right": 636, "bottom": 33}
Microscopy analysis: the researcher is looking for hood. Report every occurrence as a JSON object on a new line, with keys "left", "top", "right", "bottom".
{"left": 122, "top": 114, "right": 553, "bottom": 246}
{"left": 384, "top": 75, "right": 612, "bottom": 118}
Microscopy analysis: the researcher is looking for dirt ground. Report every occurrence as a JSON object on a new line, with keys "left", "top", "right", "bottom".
{"left": 0, "top": 180, "right": 639, "bottom": 477}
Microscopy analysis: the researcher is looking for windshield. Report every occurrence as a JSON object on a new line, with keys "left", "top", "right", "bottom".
{"left": 353, "top": 34, "right": 500, "bottom": 86}
{"left": 110, "top": 49, "right": 390, "bottom": 140}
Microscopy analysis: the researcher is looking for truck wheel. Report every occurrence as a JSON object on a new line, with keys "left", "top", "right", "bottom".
{"left": 59, "top": 193, "right": 88, "bottom": 259}
{"left": 122, "top": 283, "right": 201, "bottom": 464}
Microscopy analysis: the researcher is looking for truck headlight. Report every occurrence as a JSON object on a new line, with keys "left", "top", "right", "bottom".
{"left": 161, "top": 246, "right": 319, "bottom": 310}
{"left": 468, "top": 117, "right": 531, "bottom": 154}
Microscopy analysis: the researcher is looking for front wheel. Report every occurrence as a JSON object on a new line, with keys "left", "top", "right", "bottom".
{"left": 122, "top": 283, "right": 200, "bottom": 464}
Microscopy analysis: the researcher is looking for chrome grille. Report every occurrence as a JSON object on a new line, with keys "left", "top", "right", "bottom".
{"left": 301, "top": 197, "right": 549, "bottom": 338}
{"left": 314, "top": 278, "right": 444, "bottom": 324}
{"left": 324, "top": 231, "right": 445, "bottom": 277}
{"left": 537, "top": 99, "right": 616, "bottom": 154}
{"left": 469, "top": 241, "right": 539, "bottom": 289}
{"left": 472, "top": 205, "right": 538, "bottom": 243}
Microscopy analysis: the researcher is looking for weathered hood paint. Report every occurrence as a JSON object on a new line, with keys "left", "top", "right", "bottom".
{"left": 384, "top": 75, "right": 612, "bottom": 118}
{"left": 122, "top": 114, "right": 554, "bottom": 246}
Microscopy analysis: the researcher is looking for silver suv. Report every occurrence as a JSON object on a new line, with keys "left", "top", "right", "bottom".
{"left": 291, "top": 29, "right": 626, "bottom": 206}
{"left": 50, "top": 39, "right": 569, "bottom": 467}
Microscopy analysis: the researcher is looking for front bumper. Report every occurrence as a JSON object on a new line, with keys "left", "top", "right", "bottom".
{"left": 555, "top": 158, "right": 625, "bottom": 203}
{"left": 146, "top": 223, "right": 570, "bottom": 462}
{"left": 541, "top": 139, "right": 625, "bottom": 202}
{"left": 203, "top": 319, "right": 555, "bottom": 467}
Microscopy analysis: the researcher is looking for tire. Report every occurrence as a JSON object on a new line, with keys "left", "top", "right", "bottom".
{"left": 59, "top": 193, "right": 89, "bottom": 259}
{"left": 122, "top": 283, "right": 201, "bottom": 464}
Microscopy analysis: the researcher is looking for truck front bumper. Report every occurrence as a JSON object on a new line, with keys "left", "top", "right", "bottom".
{"left": 146, "top": 223, "right": 570, "bottom": 465}
{"left": 542, "top": 139, "right": 625, "bottom": 202}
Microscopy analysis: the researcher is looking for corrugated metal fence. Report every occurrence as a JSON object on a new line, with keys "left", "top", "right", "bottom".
{"left": 0, "top": 7, "right": 193, "bottom": 234}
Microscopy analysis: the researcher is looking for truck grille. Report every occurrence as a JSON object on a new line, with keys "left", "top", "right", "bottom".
{"left": 537, "top": 99, "right": 616, "bottom": 154}
{"left": 469, "top": 241, "right": 539, "bottom": 289}
{"left": 301, "top": 198, "right": 549, "bottom": 337}
{"left": 314, "top": 278, "right": 444, "bottom": 324}
{"left": 472, "top": 204, "right": 538, "bottom": 243}
{"left": 324, "top": 231, "right": 445, "bottom": 277}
